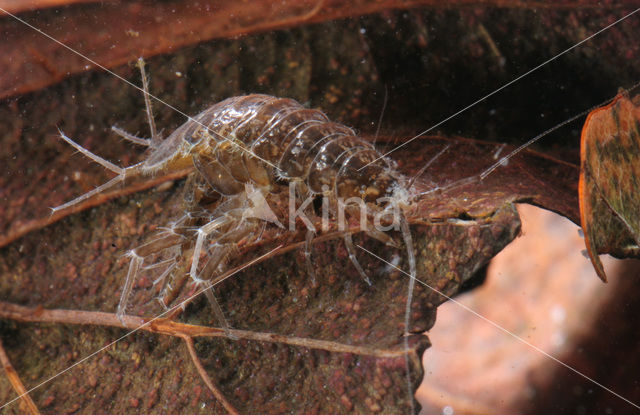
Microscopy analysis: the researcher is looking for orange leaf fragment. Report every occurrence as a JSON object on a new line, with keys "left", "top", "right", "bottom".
{"left": 579, "top": 92, "right": 640, "bottom": 282}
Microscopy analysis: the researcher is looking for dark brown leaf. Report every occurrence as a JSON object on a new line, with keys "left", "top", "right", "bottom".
{"left": 3, "top": 4, "right": 639, "bottom": 248}
{"left": 2, "top": 0, "right": 633, "bottom": 100}
{"left": 1, "top": 4, "right": 640, "bottom": 414}
{"left": 0, "top": 168, "right": 520, "bottom": 412}
{"left": 393, "top": 135, "right": 580, "bottom": 223}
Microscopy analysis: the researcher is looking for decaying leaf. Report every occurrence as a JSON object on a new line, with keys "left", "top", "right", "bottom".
{"left": 579, "top": 92, "right": 640, "bottom": 282}
{"left": 0, "top": 0, "right": 623, "bottom": 100}
{"left": 1, "top": 3, "right": 639, "bottom": 414}
{"left": 0, "top": 164, "right": 521, "bottom": 412}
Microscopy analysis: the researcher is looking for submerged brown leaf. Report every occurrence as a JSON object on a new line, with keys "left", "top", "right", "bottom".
{"left": 0, "top": 167, "right": 520, "bottom": 411}
{"left": 579, "top": 93, "right": 640, "bottom": 282}
{"left": 0, "top": 0, "right": 626, "bottom": 100}
{"left": 1, "top": 3, "right": 639, "bottom": 414}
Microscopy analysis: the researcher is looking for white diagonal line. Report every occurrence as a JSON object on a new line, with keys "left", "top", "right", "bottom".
{"left": 359, "top": 7, "right": 640, "bottom": 171}
{"left": 356, "top": 243, "right": 640, "bottom": 411}
{"left": 0, "top": 245, "right": 282, "bottom": 411}
{"left": 0, "top": 6, "right": 281, "bottom": 173}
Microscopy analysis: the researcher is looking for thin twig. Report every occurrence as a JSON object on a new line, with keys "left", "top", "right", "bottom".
{"left": 0, "top": 301, "right": 409, "bottom": 358}
{"left": 181, "top": 335, "right": 239, "bottom": 415}
{"left": 0, "top": 338, "right": 42, "bottom": 415}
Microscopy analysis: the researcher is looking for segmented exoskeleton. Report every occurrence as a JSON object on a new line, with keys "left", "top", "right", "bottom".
{"left": 54, "top": 59, "right": 419, "bottom": 341}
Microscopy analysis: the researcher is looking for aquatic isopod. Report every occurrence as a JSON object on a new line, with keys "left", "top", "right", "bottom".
{"left": 2, "top": 4, "right": 639, "bottom": 413}
{"left": 54, "top": 59, "right": 420, "bottom": 339}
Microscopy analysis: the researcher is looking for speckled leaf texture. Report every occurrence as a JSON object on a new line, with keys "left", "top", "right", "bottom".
{"left": 579, "top": 93, "right": 640, "bottom": 282}
{"left": 1, "top": 2, "right": 639, "bottom": 414}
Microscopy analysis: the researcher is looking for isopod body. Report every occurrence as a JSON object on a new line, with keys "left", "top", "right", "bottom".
{"left": 150, "top": 93, "right": 411, "bottom": 204}
{"left": 55, "top": 72, "right": 418, "bottom": 341}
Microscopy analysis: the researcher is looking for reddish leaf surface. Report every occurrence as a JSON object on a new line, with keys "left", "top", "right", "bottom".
{"left": 0, "top": 3, "right": 639, "bottom": 414}
{"left": 2, "top": 4, "right": 638, "bottom": 249}
{"left": 579, "top": 93, "right": 640, "bottom": 281}
{"left": 1, "top": 0, "right": 632, "bottom": 100}
{"left": 0, "top": 163, "right": 521, "bottom": 412}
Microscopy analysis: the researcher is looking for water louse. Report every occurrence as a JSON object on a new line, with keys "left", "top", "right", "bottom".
{"left": 54, "top": 59, "right": 420, "bottom": 346}
{"left": 4, "top": 7, "right": 638, "bottom": 413}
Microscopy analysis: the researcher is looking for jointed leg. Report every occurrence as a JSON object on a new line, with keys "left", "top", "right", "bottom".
{"left": 157, "top": 255, "right": 190, "bottom": 310}
{"left": 184, "top": 244, "right": 232, "bottom": 327}
{"left": 148, "top": 259, "right": 178, "bottom": 293}
{"left": 189, "top": 216, "right": 231, "bottom": 283}
{"left": 186, "top": 216, "right": 237, "bottom": 336}
{"left": 343, "top": 232, "right": 372, "bottom": 285}
{"left": 117, "top": 252, "right": 143, "bottom": 322}
{"left": 202, "top": 281, "right": 236, "bottom": 339}
{"left": 399, "top": 212, "right": 417, "bottom": 414}
{"left": 116, "top": 232, "right": 187, "bottom": 321}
